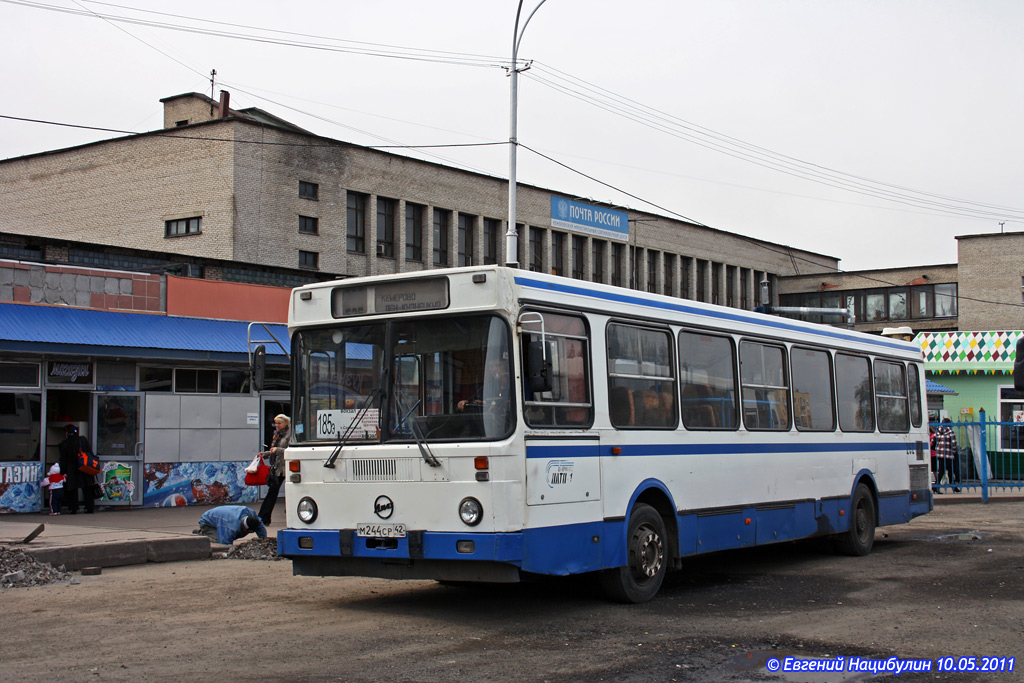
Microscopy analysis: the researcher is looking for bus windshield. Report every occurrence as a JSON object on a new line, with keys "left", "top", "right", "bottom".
{"left": 292, "top": 314, "right": 513, "bottom": 444}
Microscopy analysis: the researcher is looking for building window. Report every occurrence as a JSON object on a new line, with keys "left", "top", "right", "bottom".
{"left": 299, "top": 250, "right": 319, "bottom": 270}
{"left": 551, "top": 232, "right": 565, "bottom": 276}
{"left": 377, "top": 197, "right": 396, "bottom": 258}
{"left": 0, "top": 362, "right": 39, "bottom": 387}
{"left": 299, "top": 181, "right": 318, "bottom": 200}
{"left": 934, "top": 283, "right": 958, "bottom": 317}
{"left": 631, "top": 246, "right": 642, "bottom": 289}
{"left": 458, "top": 214, "right": 474, "bottom": 266}
{"left": 592, "top": 241, "right": 605, "bottom": 283}
{"left": 165, "top": 217, "right": 201, "bottom": 237}
{"left": 483, "top": 218, "right": 499, "bottom": 265}
{"left": 174, "top": 368, "right": 218, "bottom": 393}
{"left": 888, "top": 287, "right": 909, "bottom": 321}
{"left": 571, "top": 235, "right": 584, "bottom": 279}
{"left": 433, "top": 209, "right": 451, "bottom": 266}
{"left": 529, "top": 227, "right": 543, "bottom": 272}
{"left": 611, "top": 243, "right": 623, "bottom": 287}
{"left": 681, "top": 257, "right": 692, "bottom": 299}
{"left": 299, "top": 215, "right": 318, "bottom": 235}
{"left": 347, "top": 192, "right": 366, "bottom": 253}
{"left": 406, "top": 203, "right": 424, "bottom": 261}
{"left": 648, "top": 251, "right": 658, "bottom": 293}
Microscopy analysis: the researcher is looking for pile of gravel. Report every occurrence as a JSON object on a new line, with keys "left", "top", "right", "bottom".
{"left": 223, "top": 536, "right": 280, "bottom": 561}
{"left": 0, "top": 547, "right": 72, "bottom": 588}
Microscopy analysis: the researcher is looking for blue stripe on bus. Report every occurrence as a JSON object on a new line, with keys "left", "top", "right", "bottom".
{"left": 525, "top": 441, "right": 910, "bottom": 458}
{"left": 279, "top": 485, "right": 932, "bottom": 576}
{"left": 512, "top": 275, "right": 915, "bottom": 354}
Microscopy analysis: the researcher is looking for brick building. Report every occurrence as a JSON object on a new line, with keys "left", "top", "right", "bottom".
{"left": 1, "top": 91, "right": 837, "bottom": 296}
{"left": 0, "top": 89, "right": 844, "bottom": 513}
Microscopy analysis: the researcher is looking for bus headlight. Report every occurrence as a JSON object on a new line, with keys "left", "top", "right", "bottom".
{"left": 297, "top": 497, "right": 318, "bottom": 524}
{"left": 458, "top": 497, "right": 483, "bottom": 526}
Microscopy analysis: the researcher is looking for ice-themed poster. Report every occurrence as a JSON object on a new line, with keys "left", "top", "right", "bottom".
{"left": 143, "top": 462, "right": 258, "bottom": 508}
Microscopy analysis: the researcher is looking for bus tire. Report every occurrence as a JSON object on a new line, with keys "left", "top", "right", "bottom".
{"left": 834, "top": 483, "right": 876, "bottom": 556}
{"left": 600, "top": 503, "right": 668, "bottom": 603}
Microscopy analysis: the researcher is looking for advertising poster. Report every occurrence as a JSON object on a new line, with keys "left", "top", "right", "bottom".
{"left": 97, "top": 461, "right": 136, "bottom": 503}
{"left": 143, "top": 462, "right": 257, "bottom": 508}
{"left": 0, "top": 463, "right": 43, "bottom": 513}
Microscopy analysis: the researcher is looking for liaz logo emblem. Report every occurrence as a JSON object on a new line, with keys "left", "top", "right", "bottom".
{"left": 546, "top": 460, "right": 574, "bottom": 488}
{"left": 373, "top": 495, "right": 394, "bottom": 519}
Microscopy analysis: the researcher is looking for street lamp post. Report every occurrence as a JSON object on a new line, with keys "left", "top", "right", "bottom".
{"left": 506, "top": 0, "right": 547, "bottom": 268}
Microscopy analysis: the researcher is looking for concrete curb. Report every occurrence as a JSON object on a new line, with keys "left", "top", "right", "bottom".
{"left": 21, "top": 537, "right": 211, "bottom": 571}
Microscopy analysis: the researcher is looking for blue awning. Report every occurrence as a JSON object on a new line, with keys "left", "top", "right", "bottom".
{"left": 0, "top": 303, "right": 288, "bottom": 362}
{"left": 926, "top": 379, "right": 957, "bottom": 395}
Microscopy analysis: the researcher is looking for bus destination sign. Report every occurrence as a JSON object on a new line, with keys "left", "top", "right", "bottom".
{"left": 332, "top": 278, "right": 449, "bottom": 318}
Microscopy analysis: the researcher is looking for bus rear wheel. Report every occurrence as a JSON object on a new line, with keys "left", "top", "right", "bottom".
{"left": 834, "top": 483, "right": 876, "bottom": 556}
{"left": 600, "top": 503, "right": 667, "bottom": 603}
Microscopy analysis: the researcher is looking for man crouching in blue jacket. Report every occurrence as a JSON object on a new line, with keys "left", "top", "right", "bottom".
{"left": 194, "top": 505, "right": 267, "bottom": 545}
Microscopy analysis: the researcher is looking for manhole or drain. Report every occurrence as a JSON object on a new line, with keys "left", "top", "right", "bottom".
{"left": 935, "top": 531, "right": 983, "bottom": 542}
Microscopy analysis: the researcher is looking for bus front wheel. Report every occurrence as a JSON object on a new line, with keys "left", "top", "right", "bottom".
{"left": 834, "top": 483, "right": 876, "bottom": 556}
{"left": 600, "top": 503, "right": 668, "bottom": 603}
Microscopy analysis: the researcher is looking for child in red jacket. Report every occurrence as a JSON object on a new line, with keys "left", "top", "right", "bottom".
{"left": 41, "top": 463, "right": 66, "bottom": 515}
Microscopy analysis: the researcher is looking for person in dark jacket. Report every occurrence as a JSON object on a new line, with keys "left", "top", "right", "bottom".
{"left": 58, "top": 424, "right": 96, "bottom": 514}
{"left": 258, "top": 414, "right": 290, "bottom": 525}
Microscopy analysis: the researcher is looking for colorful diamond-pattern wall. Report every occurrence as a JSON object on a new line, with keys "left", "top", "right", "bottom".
{"left": 916, "top": 330, "right": 1023, "bottom": 375}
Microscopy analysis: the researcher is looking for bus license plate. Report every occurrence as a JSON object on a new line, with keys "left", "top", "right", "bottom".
{"left": 356, "top": 523, "right": 407, "bottom": 538}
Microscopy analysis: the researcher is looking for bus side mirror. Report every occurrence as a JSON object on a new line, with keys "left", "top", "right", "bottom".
{"left": 1015, "top": 338, "right": 1024, "bottom": 392}
{"left": 252, "top": 344, "right": 266, "bottom": 392}
{"left": 527, "top": 341, "right": 552, "bottom": 393}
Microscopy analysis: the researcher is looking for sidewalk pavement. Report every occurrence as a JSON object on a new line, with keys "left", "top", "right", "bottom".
{"left": 0, "top": 501, "right": 284, "bottom": 571}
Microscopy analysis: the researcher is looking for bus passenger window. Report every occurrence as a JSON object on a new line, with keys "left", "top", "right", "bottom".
{"left": 874, "top": 360, "right": 909, "bottom": 433}
{"left": 791, "top": 347, "right": 836, "bottom": 431}
{"left": 520, "top": 312, "right": 592, "bottom": 428}
{"left": 836, "top": 353, "right": 874, "bottom": 432}
{"left": 740, "top": 341, "right": 791, "bottom": 431}
{"left": 908, "top": 364, "right": 923, "bottom": 428}
{"left": 607, "top": 324, "right": 676, "bottom": 429}
{"left": 678, "top": 330, "right": 738, "bottom": 430}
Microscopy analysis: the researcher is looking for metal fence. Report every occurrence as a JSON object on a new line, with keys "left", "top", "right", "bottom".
{"left": 930, "top": 413, "right": 1024, "bottom": 502}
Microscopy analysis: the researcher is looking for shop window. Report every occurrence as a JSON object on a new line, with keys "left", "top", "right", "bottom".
{"left": 139, "top": 367, "right": 173, "bottom": 392}
{"left": 0, "top": 362, "right": 39, "bottom": 387}
{"left": 0, "top": 392, "right": 41, "bottom": 460}
{"left": 175, "top": 369, "right": 218, "bottom": 393}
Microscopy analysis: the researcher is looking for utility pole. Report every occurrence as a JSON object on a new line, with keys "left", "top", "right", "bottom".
{"left": 506, "top": 1, "right": 547, "bottom": 268}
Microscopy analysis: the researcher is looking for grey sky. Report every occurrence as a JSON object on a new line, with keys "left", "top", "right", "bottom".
{"left": 2, "top": 0, "right": 1021, "bottom": 271}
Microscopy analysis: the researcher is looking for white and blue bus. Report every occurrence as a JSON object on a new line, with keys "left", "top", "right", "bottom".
{"left": 277, "top": 266, "right": 932, "bottom": 602}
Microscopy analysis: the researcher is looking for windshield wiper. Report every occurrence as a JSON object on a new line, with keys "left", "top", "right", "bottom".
{"left": 394, "top": 391, "right": 441, "bottom": 468}
{"left": 324, "top": 386, "right": 381, "bottom": 469}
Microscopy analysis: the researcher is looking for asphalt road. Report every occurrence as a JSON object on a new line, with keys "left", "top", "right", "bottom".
{"left": 2, "top": 500, "right": 1022, "bottom": 683}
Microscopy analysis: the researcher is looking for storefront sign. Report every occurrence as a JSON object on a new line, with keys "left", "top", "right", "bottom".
{"left": 550, "top": 195, "right": 629, "bottom": 241}
{"left": 0, "top": 463, "right": 39, "bottom": 485}
{"left": 47, "top": 361, "right": 94, "bottom": 385}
